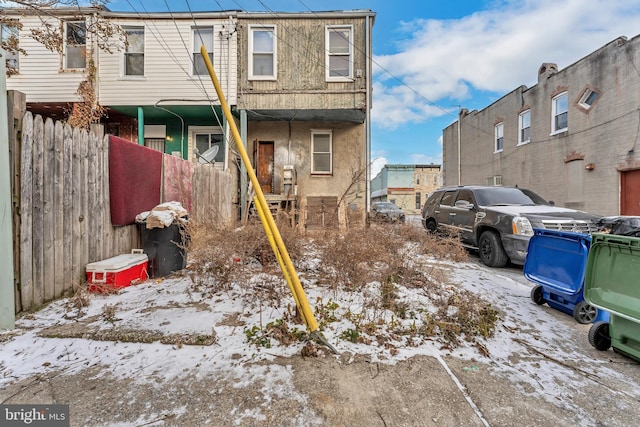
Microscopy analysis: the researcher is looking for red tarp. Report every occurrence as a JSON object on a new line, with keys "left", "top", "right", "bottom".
{"left": 109, "top": 135, "right": 162, "bottom": 226}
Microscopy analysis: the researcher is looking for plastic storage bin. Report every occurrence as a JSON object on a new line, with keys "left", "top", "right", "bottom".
{"left": 86, "top": 250, "right": 148, "bottom": 292}
{"left": 585, "top": 233, "right": 640, "bottom": 362}
{"left": 524, "top": 229, "right": 605, "bottom": 324}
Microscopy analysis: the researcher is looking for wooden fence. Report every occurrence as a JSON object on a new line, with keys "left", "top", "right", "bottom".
{"left": 10, "top": 96, "right": 235, "bottom": 313}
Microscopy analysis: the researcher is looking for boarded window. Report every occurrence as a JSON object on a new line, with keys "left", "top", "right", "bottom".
{"left": 306, "top": 196, "right": 338, "bottom": 230}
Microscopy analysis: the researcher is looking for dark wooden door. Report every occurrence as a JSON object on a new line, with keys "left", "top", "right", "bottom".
{"left": 621, "top": 169, "right": 640, "bottom": 215}
{"left": 257, "top": 141, "right": 274, "bottom": 194}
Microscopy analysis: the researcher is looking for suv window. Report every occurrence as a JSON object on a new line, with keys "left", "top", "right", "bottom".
{"left": 423, "top": 190, "right": 443, "bottom": 213}
{"left": 440, "top": 190, "right": 457, "bottom": 206}
{"left": 473, "top": 187, "right": 549, "bottom": 206}
{"left": 455, "top": 189, "right": 475, "bottom": 204}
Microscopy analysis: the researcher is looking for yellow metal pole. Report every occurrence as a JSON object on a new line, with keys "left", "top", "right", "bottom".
{"left": 253, "top": 196, "right": 308, "bottom": 325}
{"left": 200, "top": 45, "right": 320, "bottom": 333}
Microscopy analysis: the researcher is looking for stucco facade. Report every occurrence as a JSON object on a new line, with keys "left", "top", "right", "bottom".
{"left": 443, "top": 35, "right": 640, "bottom": 216}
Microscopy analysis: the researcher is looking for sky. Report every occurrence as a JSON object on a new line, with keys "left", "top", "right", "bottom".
{"left": 104, "top": 0, "right": 640, "bottom": 178}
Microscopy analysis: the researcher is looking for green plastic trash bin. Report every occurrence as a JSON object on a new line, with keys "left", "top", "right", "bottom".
{"left": 585, "top": 233, "right": 640, "bottom": 361}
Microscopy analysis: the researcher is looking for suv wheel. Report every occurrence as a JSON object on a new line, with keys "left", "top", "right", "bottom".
{"left": 425, "top": 219, "right": 437, "bottom": 233}
{"left": 479, "top": 230, "right": 509, "bottom": 268}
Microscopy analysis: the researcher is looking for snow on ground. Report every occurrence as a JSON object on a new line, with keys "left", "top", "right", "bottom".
{"left": 2, "top": 253, "right": 640, "bottom": 422}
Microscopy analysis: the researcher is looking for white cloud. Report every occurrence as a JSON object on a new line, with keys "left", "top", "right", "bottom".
{"left": 370, "top": 156, "right": 387, "bottom": 180}
{"left": 411, "top": 153, "right": 442, "bottom": 166}
{"left": 372, "top": 0, "right": 640, "bottom": 127}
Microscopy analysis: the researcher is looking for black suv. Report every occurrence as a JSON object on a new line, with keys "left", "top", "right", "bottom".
{"left": 421, "top": 186, "right": 601, "bottom": 267}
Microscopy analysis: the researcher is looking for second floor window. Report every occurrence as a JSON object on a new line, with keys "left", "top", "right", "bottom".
{"left": 552, "top": 92, "right": 568, "bottom": 133}
{"left": 495, "top": 122, "right": 504, "bottom": 153}
{"left": 65, "top": 21, "right": 86, "bottom": 69}
{"left": 249, "top": 25, "right": 276, "bottom": 80}
{"left": 311, "top": 130, "right": 332, "bottom": 175}
{"left": 519, "top": 110, "right": 531, "bottom": 145}
{"left": 326, "top": 25, "right": 352, "bottom": 80}
{"left": 193, "top": 27, "right": 213, "bottom": 75}
{"left": 1, "top": 22, "right": 20, "bottom": 73}
{"left": 124, "top": 27, "right": 144, "bottom": 76}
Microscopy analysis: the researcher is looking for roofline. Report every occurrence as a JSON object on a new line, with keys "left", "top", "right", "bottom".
{"left": 384, "top": 164, "right": 442, "bottom": 169}
{"left": 237, "top": 10, "right": 376, "bottom": 19}
{"left": 1, "top": 6, "right": 375, "bottom": 21}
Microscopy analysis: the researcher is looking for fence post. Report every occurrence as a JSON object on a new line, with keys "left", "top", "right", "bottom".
{"left": 0, "top": 50, "right": 16, "bottom": 329}
{"left": 8, "top": 90, "right": 25, "bottom": 314}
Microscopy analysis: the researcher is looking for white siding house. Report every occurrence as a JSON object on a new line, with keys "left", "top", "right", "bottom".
{"left": 4, "top": 7, "right": 238, "bottom": 164}
{"left": 4, "top": 13, "right": 91, "bottom": 103}
{"left": 98, "top": 13, "right": 237, "bottom": 107}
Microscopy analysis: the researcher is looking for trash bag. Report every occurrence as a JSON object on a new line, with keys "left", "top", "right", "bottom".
{"left": 596, "top": 216, "right": 640, "bottom": 237}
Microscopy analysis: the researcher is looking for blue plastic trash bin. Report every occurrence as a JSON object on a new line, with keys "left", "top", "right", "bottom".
{"left": 524, "top": 228, "right": 607, "bottom": 324}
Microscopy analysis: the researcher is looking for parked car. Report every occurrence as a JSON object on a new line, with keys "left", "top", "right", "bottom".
{"left": 421, "top": 186, "right": 601, "bottom": 267}
{"left": 370, "top": 201, "right": 406, "bottom": 223}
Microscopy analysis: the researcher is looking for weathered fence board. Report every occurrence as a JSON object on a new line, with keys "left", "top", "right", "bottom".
{"left": 53, "top": 121, "right": 65, "bottom": 298}
{"left": 43, "top": 118, "right": 55, "bottom": 301}
{"left": 8, "top": 91, "right": 26, "bottom": 313}
{"left": 32, "top": 115, "right": 44, "bottom": 307}
{"left": 62, "top": 123, "right": 74, "bottom": 297}
{"left": 19, "top": 113, "right": 33, "bottom": 310}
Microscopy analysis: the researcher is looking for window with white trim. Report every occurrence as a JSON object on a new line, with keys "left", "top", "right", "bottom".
{"left": 494, "top": 122, "right": 504, "bottom": 153}
{"left": 192, "top": 27, "right": 213, "bottom": 75}
{"left": 311, "top": 130, "right": 332, "bottom": 174}
{"left": 518, "top": 110, "right": 530, "bottom": 145}
{"left": 1, "top": 22, "right": 20, "bottom": 72}
{"left": 192, "top": 128, "right": 224, "bottom": 165}
{"left": 326, "top": 25, "right": 352, "bottom": 81}
{"left": 578, "top": 88, "right": 600, "bottom": 110}
{"left": 249, "top": 25, "right": 276, "bottom": 80}
{"left": 64, "top": 20, "right": 86, "bottom": 69}
{"left": 123, "top": 26, "right": 144, "bottom": 76}
{"left": 552, "top": 92, "right": 568, "bottom": 133}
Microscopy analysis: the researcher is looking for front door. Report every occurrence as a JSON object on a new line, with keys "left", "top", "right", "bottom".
{"left": 621, "top": 169, "right": 640, "bottom": 215}
{"left": 257, "top": 141, "right": 274, "bottom": 194}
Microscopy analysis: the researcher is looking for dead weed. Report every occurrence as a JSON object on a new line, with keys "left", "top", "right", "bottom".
{"left": 185, "top": 220, "right": 497, "bottom": 351}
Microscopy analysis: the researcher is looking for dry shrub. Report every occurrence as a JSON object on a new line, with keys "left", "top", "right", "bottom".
{"left": 318, "top": 227, "right": 399, "bottom": 291}
{"left": 394, "top": 223, "right": 468, "bottom": 262}
{"left": 186, "top": 218, "right": 497, "bottom": 350}
{"left": 185, "top": 218, "right": 303, "bottom": 291}
{"left": 316, "top": 223, "right": 466, "bottom": 292}
{"left": 434, "top": 290, "right": 499, "bottom": 347}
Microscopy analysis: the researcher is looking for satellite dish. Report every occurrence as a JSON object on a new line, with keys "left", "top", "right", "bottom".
{"left": 199, "top": 145, "right": 219, "bottom": 164}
